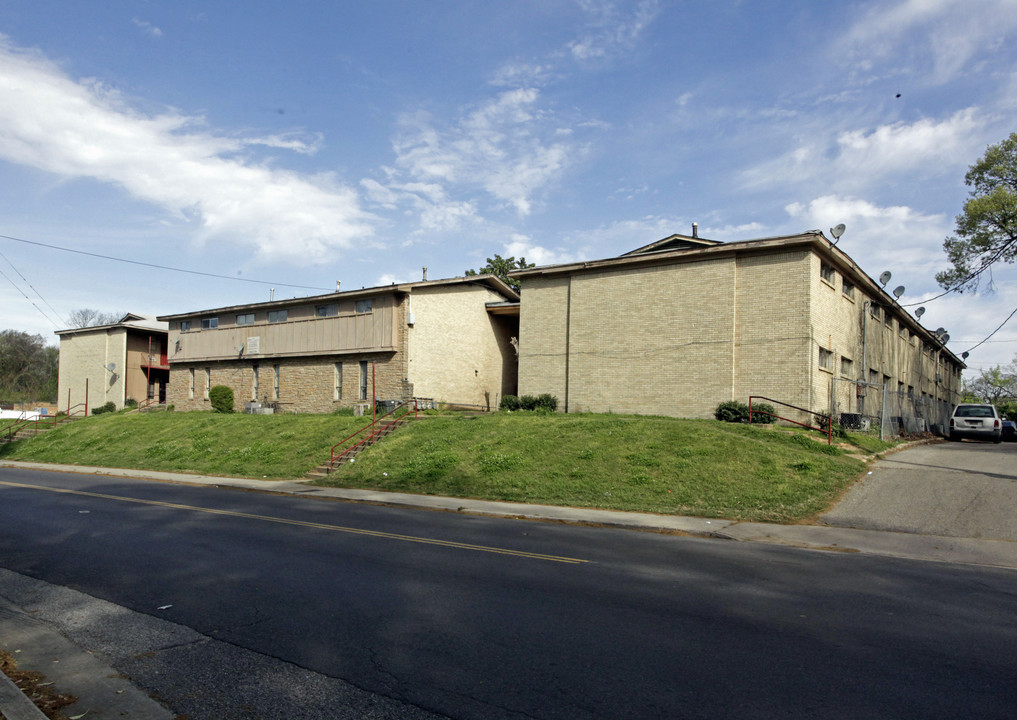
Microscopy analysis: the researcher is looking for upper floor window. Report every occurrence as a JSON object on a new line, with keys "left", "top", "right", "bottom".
{"left": 180, "top": 320, "right": 191, "bottom": 332}
{"left": 869, "top": 303, "right": 882, "bottom": 321}
{"left": 819, "top": 347, "right": 833, "bottom": 372}
{"left": 355, "top": 298, "right": 373, "bottom": 314}
{"left": 842, "top": 280, "right": 855, "bottom": 299}
{"left": 820, "top": 262, "right": 836, "bottom": 285}
{"left": 840, "top": 356, "right": 853, "bottom": 377}
{"left": 237, "top": 313, "right": 255, "bottom": 326}
{"left": 316, "top": 303, "right": 338, "bottom": 317}
{"left": 201, "top": 317, "right": 218, "bottom": 330}
{"left": 268, "top": 310, "right": 288, "bottom": 323}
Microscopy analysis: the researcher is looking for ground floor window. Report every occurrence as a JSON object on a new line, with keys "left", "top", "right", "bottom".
{"left": 188, "top": 368, "right": 194, "bottom": 399}
{"left": 252, "top": 366, "right": 259, "bottom": 400}
{"left": 273, "top": 364, "right": 280, "bottom": 401}
{"left": 204, "top": 367, "right": 211, "bottom": 399}
{"left": 359, "top": 361, "right": 369, "bottom": 401}
{"left": 334, "top": 362, "right": 343, "bottom": 401}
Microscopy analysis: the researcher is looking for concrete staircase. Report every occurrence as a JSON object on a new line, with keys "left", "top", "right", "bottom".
{"left": 306, "top": 417, "right": 408, "bottom": 480}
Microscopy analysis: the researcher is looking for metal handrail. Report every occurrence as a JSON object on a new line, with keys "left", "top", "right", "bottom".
{"left": 3, "top": 404, "right": 84, "bottom": 442}
{"left": 748, "top": 395, "right": 833, "bottom": 445}
{"left": 328, "top": 400, "right": 418, "bottom": 470}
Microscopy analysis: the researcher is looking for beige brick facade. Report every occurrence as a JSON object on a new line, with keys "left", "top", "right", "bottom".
{"left": 514, "top": 232, "right": 964, "bottom": 423}
{"left": 159, "top": 276, "right": 518, "bottom": 414}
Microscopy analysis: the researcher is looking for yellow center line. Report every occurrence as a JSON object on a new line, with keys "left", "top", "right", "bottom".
{"left": 0, "top": 479, "right": 589, "bottom": 564}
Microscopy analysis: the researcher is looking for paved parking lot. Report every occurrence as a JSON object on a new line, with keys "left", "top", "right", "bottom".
{"left": 821, "top": 441, "right": 1017, "bottom": 541}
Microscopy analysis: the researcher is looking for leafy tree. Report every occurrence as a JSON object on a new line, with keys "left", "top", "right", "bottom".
{"left": 209, "top": 385, "right": 234, "bottom": 413}
{"left": 963, "top": 357, "right": 1017, "bottom": 405}
{"left": 937, "top": 132, "right": 1017, "bottom": 291}
{"left": 465, "top": 254, "right": 534, "bottom": 292}
{"left": 66, "top": 308, "right": 125, "bottom": 329}
{"left": 0, "top": 330, "right": 58, "bottom": 403}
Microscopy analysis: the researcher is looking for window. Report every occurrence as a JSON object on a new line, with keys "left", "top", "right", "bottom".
{"left": 899, "top": 323, "right": 908, "bottom": 339}
{"left": 840, "top": 356, "right": 853, "bottom": 377}
{"left": 334, "top": 362, "right": 343, "bottom": 401}
{"left": 180, "top": 320, "right": 191, "bottom": 332}
{"left": 272, "top": 364, "right": 280, "bottom": 401}
{"left": 188, "top": 368, "right": 195, "bottom": 399}
{"left": 884, "top": 311, "right": 893, "bottom": 328}
{"left": 819, "top": 347, "right": 833, "bottom": 372}
{"left": 355, "top": 298, "right": 373, "bottom": 314}
{"left": 204, "top": 367, "right": 211, "bottom": 399}
{"left": 820, "top": 262, "right": 836, "bottom": 285}
{"left": 869, "top": 303, "right": 882, "bottom": 321}
{"left": 252, "top": 366, "right": 259, "bottom": 400}
{"left": 237, "top": 313, "right": 255, "bottom": 326}
{"left": 359, "top": 361, "right": 369, "bottom": 401}
{"left": 868, "top": 369, "right": 879, "bottom": 386}
{"left": 268, "top": 310, "right": 288, "bottom": 323}
{"left": 316, "top": 303, "right": 338, "bottom": 317}
{"left": 842, "top": 280, "right": 855, "bottom": 299}
{"left": 201, "top": 317, "right": 218, "bottom": 330}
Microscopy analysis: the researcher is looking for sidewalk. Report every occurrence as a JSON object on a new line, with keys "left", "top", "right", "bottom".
{"left": 2, "top": 458, "right": 1016, "bottom": 720}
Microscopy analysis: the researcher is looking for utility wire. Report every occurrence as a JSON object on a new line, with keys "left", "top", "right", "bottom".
{"left": 0, "top": 265, "right": 65, "bottom": 329}
{"left": 0, "top": 233, "right": 334, "bottom": 292}
{"left": 0, "top": 248, "right": 69, "bottom": 326}
{"left": 901, "top": 238, "right": 1015, "bottom": 307}
{"left": 962, "top": 304, "right": 1017, "bottom": 357}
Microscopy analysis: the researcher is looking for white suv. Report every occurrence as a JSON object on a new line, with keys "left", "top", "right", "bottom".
{"left": 948, "top": 403, "right": 1002, "bottom": 443}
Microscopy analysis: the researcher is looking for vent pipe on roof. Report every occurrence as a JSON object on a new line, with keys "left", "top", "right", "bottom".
{"left": 270, "top": 288, "right": 275, "bottom": 301}
{"left": 336, "top": 280, "right": 341, "bottom": 292}
{"left": 692, "top": 222, "right": 698, "bottom": 238}
{"left": 422, "top": 266, "right": 428, "bottom": 281}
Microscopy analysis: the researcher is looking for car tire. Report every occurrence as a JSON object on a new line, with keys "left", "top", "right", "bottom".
{"left": 994, "top": 436, "right": 1002, "bottom": 444}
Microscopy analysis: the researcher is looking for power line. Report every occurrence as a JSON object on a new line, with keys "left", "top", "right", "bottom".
{"left": 0, "top": 233, "right": 334, "bottom": 292}
{"left": 962, "top": 305, "right": 1017, "bottom": 357}
{"left": 901, "top": 238, "right": 1016, "bottom": 307}
{"left": 0, "top": 248, "right": 68, "bottom": 326}
{"left": 0, "top": 264, "right": 65, "bottom": 329}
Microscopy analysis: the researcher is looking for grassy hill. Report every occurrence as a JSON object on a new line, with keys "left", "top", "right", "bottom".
{"left": 0, "top": 410, "right": 880, "bottom": 523}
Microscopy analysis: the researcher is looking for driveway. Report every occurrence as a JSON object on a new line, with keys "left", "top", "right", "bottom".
{"left": 820, "top": 441, "right": 1017, "bottom": 541}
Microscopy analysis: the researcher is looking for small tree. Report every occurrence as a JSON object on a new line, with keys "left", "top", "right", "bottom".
{"left": 209, "top": 385, "right": 234, "bottom": 413}
{"left": 465, "top": 254, "right": 535, "bottom": 292}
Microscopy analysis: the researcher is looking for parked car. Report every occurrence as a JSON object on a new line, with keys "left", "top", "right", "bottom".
{"left": 1001, "top": 418, "right": 1017, "bottom": 442}
{"left": 948, "top": 403, "right": 1002, "bottom": 443}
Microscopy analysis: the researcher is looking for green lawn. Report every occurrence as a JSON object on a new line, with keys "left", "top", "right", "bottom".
{"left": 1, "top": 410, "right": 874, "bottom": 523}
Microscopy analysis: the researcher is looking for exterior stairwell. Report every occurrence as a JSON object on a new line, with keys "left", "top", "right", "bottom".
{"left": 306, "top": 401, "right": 418, "bottom": 480}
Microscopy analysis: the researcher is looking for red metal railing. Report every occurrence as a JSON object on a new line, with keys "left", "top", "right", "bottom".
{"left": 749, "top": 395, "right": 833, "bottom": 445}
{"left": 3, "top": 403, "right": 86, "bottom": 443}
{"left": 327, "top": 400, "right": 418, "bottom": 472}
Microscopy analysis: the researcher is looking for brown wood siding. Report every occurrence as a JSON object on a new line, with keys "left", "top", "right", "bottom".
{"left": 168, "top": 300, "right": 397, "bottom": 363}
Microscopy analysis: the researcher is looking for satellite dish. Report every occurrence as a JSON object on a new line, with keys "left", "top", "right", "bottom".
{"left": 107, "top": 362, "right": 116, "bottom": 371}
{"left": 878, "top": 271, "right": 892, "bottom": 287}
{"left": 935, "top": 327, "right": 946, "bottom": 336}
{"left": 962, "top": 351, "right": 970, "bottom": 360}
{"left": 830, "top": 224, "right": 846, "bottom": 243}
{"left": 940, "top": 333, "right": 950, "bottom": 344}
{"left": 892, "top": 285, "right": 905, "bottom": 299}
{"left": 915, "top": 307, "right": 925, "bottom": 319}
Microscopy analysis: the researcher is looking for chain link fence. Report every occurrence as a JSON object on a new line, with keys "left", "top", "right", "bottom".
{"left": 830, "top": 378, "right": 952, "bottom": 441}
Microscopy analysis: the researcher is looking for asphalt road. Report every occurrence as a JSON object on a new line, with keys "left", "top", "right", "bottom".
{"left": 2, "top": 466, "right": 1017, "bottom": 719}
{"left": 822, "top": 440, "right": 1017, "bottom": 539}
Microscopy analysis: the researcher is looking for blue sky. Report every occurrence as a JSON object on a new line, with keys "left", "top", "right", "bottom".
{"left": 1, "top": 0, "right": 1016, "bottom": 377}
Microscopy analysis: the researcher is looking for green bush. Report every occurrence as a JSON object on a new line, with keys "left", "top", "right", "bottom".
{"left": 518, "top": 395, "right": 538, "bottom": 410}
{"left": 534, "top": 393, "right": 558, "bottom": 412}
{"left": 209, "top": 385, "right": 234, "bottom": 413}
{"left": 715, "top": 400, "right": 776, "bottom": 424}
{"left": 125, "top": 397, "right": 138, "bottom": 408}
{"left": 500, "top": 394, "right": 521, "bottom": 411}
{"left": 91, "top": 401, "right": 117, "bottom": 416}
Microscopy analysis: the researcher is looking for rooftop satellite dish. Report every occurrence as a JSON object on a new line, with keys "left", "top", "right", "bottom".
{"left": 915, "top": 307, "right": 925, "bottom": 319}
{"left": 878, "top": 271, "right": 892, "bottom": 287}
{"left": 962, "top": 351, "right": 970, "bottom": 360}
{"left": 940, "top": 333, "right": 950, "bottom": 344}
{"left": 830, "top": 224, "right": 846, "bottom": 243}
{"left": 935, "top": 327, "right": 946, "bottom": 336}
{"left": 892, "top": 285, "right": 905, "bottom": 299}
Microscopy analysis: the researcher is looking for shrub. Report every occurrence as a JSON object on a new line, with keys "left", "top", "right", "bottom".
{"left": 125, "top": 397, "right": 138, "bottom": 408}
{"left": 519, "top": 395, "right": 538, "bottom": 410}
{"left": 534, "top": 393, "right": 558, "bottom": 412}
{"left": 715, "top": 400, "right": 749, "bottom": 423}
{"left": 209, "top": 385, "right": 234, "bottom": 413}
{"left": 751, "top": 403, "right": 776, "bottom": 424}
{"left": 500, "top": 394, "right": 521, "bottom": 411}
{"left": 91, "top": 401, "right": 117, "bottom": 416}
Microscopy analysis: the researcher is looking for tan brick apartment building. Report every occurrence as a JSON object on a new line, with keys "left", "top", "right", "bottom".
{"left": 511, "top": 231, "right": 964, "bottom": 426}
{"left": 158, "top": 275, "right": 519, "bottom": 413}
{"left": 56, "top": 313, "right": 169, "bottom": 413}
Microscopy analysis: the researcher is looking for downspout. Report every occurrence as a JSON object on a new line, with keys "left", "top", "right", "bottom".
{"left": 564, "top": 275, "right": 572, "bottom": 413}
{"left": 860, "top": 300, "right": 869, "bottom": 415}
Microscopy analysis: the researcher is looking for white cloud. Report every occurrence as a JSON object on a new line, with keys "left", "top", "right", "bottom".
{"left": 842, "top": 0, "right": 1017, "bottom": 84}
{"left": 0, "top": 38, "right": 375, "bottom": 265}
{"left": 568, "top": 0, "right": 659, "bottom": 61}
{"left": 132, "top": 18, "right": 163, "bottom": 38}
{"left": 504, "top": 234, "right": 579, "bottom": 266}
{"left": 741, "top": 110, "right": 985, "bottom": 192}
{"left": 383, "top": 88, "right": 576, "bottom": 220}
{"left": 785, "top": 195, "right": 950, "bottom": 281}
